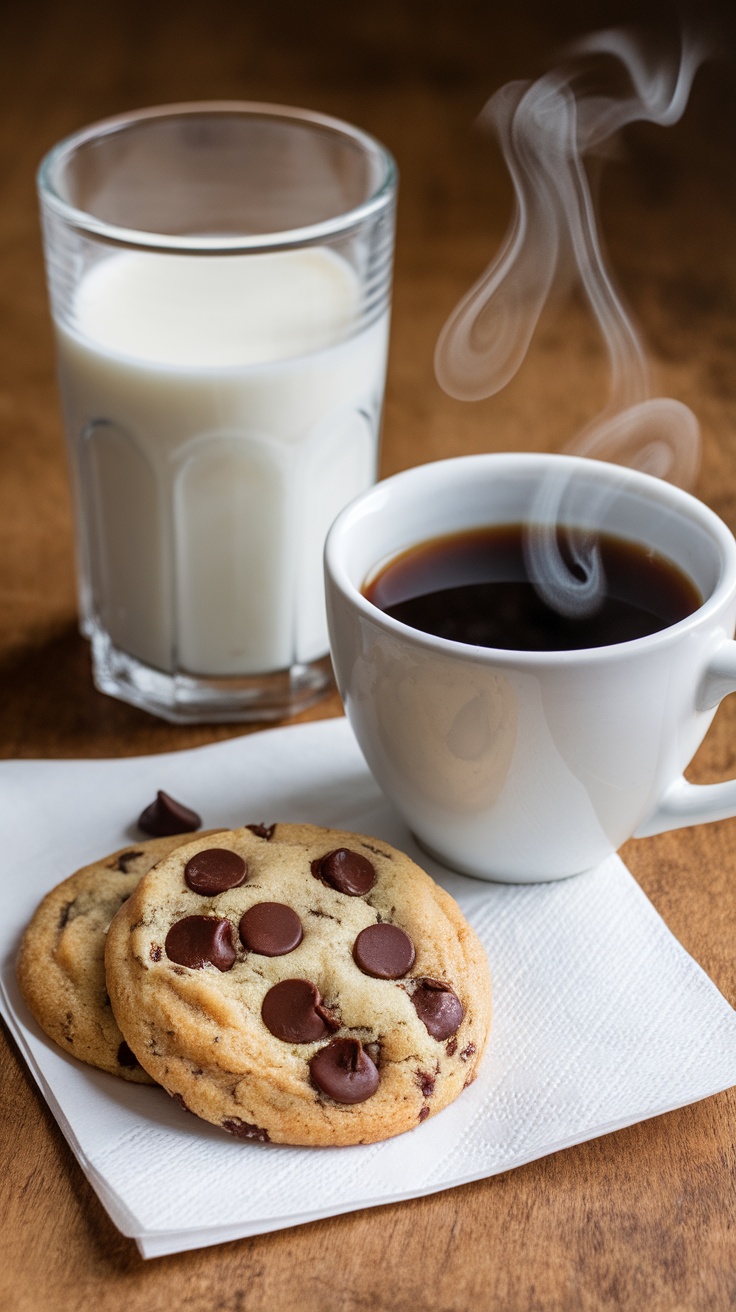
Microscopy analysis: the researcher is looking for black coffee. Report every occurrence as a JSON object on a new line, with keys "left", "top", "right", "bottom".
{"left": 363, "top": 524, "right": 702, "bottom": 652}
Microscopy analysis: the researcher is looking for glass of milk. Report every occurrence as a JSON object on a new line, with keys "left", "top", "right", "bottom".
{"left": 37, "top": 103, "right": 396, "bottom": 721}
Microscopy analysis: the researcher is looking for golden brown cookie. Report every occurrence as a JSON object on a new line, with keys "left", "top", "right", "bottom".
{"left": 105, "top": 824, "right": 492, "bottom": 1144}
{"left": 17, "top": 835, "right": 220, "bottom": 1082}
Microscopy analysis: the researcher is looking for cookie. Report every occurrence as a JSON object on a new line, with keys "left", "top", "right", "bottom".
{"left": 17, "top": 835, "right": 220, "bottom": 1082}
{"left": 105, "top": 824, "right": 491, "bottom": 1145}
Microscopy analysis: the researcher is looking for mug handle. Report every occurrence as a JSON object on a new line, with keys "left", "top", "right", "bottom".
{"left": 636, "top": 638, "right": 736, "bottom": 838}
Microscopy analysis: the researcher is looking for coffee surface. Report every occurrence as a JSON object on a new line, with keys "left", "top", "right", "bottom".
{"left": 363, "top": 524, "right": 702, "bottom": 652}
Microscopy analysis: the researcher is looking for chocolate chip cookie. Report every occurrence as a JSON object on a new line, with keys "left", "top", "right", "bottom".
{"left": 17, "top": 835, "right": 218, "bottom": 1082}
{"left": 105, "top": 824, "right": 492, "bottom": 1144}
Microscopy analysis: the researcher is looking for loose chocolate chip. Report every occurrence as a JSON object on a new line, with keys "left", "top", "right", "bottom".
{"left": 261, "top": 979, "right": 337, "bottom": 1043}
{"left": 417, "top": 1070, "right": 435, "bottom": 1097}
{"left": 184, "top": 848, "right": 247, "bottom": 895}
{"left": 150, "top": 944, "right": 163, "bottom": 962}
{"left": 114, "top": 850, "right": 144, "bottom": 873}
{"left": 311, "top": 848, "right": 376, "bottom": 896}
{"left": 165, "top": 916, "right": 236, "bottom": 971}
{"left": 138, "top": 791, "right": 201, "bottom": 837}
{"left": 411, "top": 979, "right": 464, "bottom": 1040}
{"left": 419, "top": 1106, "right": 430, "bottom": 1123}
{"left": 310, "top": 1038, "right": 380, "bottom": 1104}
{"left": 240, "top": 903, "right": 303, "bottom": 957}
{"left": 353, "top": 923, "right": 416, "bottom": 979}
{"left": 222, "top": 1118, "right": 271, "bottom": 1142}
{"left": 460, "top": 1043, "right": 476, "bottom": 1062}
{"left": 246, "top": 823, "right": 276, "bottom": 841}
{"left": 117, "top": 1040, "right": 138, "bottom": 1069}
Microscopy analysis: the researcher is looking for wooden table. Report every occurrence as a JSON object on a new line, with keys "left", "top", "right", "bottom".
{"left": 2, "top": 2, "right": 736, "bottom": 1307}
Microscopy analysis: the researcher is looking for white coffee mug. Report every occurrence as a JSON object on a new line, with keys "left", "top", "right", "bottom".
{"left": 324, "top": 453, "right": 736, "bottom": 882}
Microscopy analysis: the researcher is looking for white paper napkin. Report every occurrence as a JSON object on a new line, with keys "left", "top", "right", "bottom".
{"left": 2, "top": 718, "right": 736, "bottom": 1259}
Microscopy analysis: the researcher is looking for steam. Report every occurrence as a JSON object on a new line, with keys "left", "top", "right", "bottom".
{"left": 435, "top": 28, "right": 709, "bottom": 617}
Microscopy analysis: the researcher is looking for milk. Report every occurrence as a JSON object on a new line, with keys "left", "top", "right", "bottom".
{"left": 55, "top": 248, "right": 389, "bottom": 676}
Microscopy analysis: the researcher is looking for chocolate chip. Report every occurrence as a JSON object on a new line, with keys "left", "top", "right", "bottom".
{"left": 184, "top": 848, "right": 247, "bottom": 895}
{"left": 310, "top": 1038, "right": 380, "bottom": 1104}
{"left": 311, "top": 848, "right": 376, "bottom": 896}
{"left": 419, "top": 1106, "right": 430, "bottom": 1122}
{"left": 222, "top": 1118, "right": 270, "bottom": 1142}
{"left": 411, "top": 979, "right": 464, "bottom": 1040}
{"left": 261, "top": 979, "right": 337, "bottom": 1043}
{"left": 353, "top": 923, "right": 416, "bottom": 979}
{"left": 138, "top": 791, "right": 201, "bottom": 837}
{"left": 117, "top": 1040, "right": 138, "bottom": 1069}
{"left": 417, "top": 1070, "right": 435, "bottom": 1097}
{"left": 446, "top": 1037, "right": 458, "bottom": 1057}
{"left": 150, "top": 944, "right": 163, "bottom": 962}
{"left": 246, "top": 823, "right": 276, "bottom": 841}
{"left": 171, "top": 1091, "right": 191, "bottom": 1113}
{"left": 460, "top": 1043, "right": 476, "bottom": 1062}
{"left": 239, "top": 903, "right": 303, "bottom": 957}
{"left": 165, "top": 916, "right": 236, "bottom": 971}
{"left": 114, "top": 850, "right": 144, "bottom": 873}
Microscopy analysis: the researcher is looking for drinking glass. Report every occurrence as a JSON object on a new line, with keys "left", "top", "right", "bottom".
{"left": 38, "top": 102, "right": 396, "bottom": 722}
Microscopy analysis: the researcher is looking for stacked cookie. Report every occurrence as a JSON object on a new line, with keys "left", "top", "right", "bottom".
{"left": 17, "top": 833, "right": 202, "bottom": 1083}
{"left": 18, "top": 822, "right": 492, "bottom": 1146}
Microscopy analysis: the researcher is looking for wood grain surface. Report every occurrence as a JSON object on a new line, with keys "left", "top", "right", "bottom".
{"left": 2, "top": 1, "right": 736, "bottom": 1308}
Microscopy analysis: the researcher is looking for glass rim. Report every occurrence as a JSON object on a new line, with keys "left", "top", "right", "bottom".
{"left": 37, "top": 100, "right": 398, "bottom": 254}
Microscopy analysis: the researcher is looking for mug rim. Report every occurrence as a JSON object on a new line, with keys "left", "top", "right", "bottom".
{"left": 325, "top": 452, "right": 736, "bottom": 666}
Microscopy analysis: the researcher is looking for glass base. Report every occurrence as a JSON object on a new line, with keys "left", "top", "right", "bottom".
{"left": 90, "top": 630, "right": 335, "bottom": 724}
